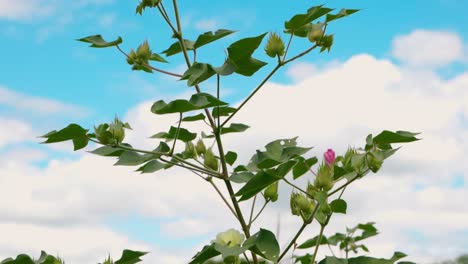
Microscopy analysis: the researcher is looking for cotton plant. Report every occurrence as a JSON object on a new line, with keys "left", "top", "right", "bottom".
{"left": 3, "top": 1, "right": 421, "bottom": 264}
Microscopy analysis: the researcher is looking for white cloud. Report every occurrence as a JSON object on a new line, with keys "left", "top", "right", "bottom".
{"left": 0, "top": 118, "right": 33, "bottom": 148}
{"left": 392, "top": 30, "right": 464, "bottom": 68}
{"left": 0, "top": 86, "right": 89, "bottom": 117}
{"left": 195, "top": 19, "right": 221, "bottom": 32}
{"left": 0, "top": 0, "right": 54, "bottom": 21}
{"left": 1, "top": 30, "right": 468, "bottom": 263}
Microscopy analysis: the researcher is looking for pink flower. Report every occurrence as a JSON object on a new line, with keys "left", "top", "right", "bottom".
{"left": 324, "top": 149, "right": 335, "bottom": 166}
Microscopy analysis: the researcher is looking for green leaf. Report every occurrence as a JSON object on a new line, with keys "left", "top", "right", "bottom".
{"left": 318, "top": 252, "right": 410, "bottom": 264}
{"left": 162, "top": 39, "right": 195, "bottom": 56}
{"left": 212, "top": 106, "right": 236, "bottom": 118}
{"left": 137, "top": 160, "right": 168, "bottom": 173}
{"left": 41, "top": 124, "right": 89, "bottom": 151}
{"left": 326, "top": 8, "right": 360, "bottom": 23}
{"left": 330, "top": 199, "right": 347, "bottom": 214}
{"left": 151, "top": 126, "right": 197, "bottom": 142}
{"left": 327, "top": 233, "right": 346, "bottom": 245}
{"left": 194, "top": 29, "right": 236, "bottom": 49}
{"left": 293, "top": 157, "right": 318, "bottom": 179}
{"left": 114, "top": 249, "right": 147, "bottom": 264}
{"left": 225, "top": 151, "right": 238, "bottom": 166}
{"left": 373, "top": 130, "right": 420, "bottom": 145}
{"left": 182, "top": 113, "right": 206, "bottom": 122}
{"left": 230, "top": 171, "right": 255, "bottom": 183}
{"left": 149, "top": 53, "right": 168, "bottom": 63}
{"left": 225, "top": 33, "right": 268, "bottom": 76}
{"left": 220, "top": 123, "right": 250, "bottom": 135}
{"left": 151, "top": 93, "right": 228, "bottom": 114}
{"left": 236, "top": 171, "right": 280, "bottom": 201}
{"left": 115, "top": 151, "right": 155, "bottom": 166}
{"left": 285, "top": 5, "right": 333, "bottom": 30}
{"left": 77, "top": 35, "right": 122, "bottom": 48}
{"left": 243, "top": 229, "right": 280, "bottom": 262}
{"left": 189, "top": 244, "right": 220, "bottom": 264}
{"left": 0, "top": 254, "right": 35, "bottom": 264}
{"left": 181, "top": 62, "right": 216, "bottom": 86}
{"left": 298, "top": 235, "right": 329, "bottom": 249}
{"left": 275, "top": 160, "right": 298, "bottom": 178}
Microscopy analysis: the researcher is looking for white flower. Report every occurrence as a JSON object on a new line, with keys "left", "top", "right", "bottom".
{"left": 213, "top": 229, "right": 245, "bottom": 248}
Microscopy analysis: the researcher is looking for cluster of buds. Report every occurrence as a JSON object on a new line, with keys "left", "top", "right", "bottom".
{"left": 94, "top": 117, "right": 131, "bottom": 145}
{"left": 136, "top": 0, "right": 161, "bottom": 15}
{"left": 306, "top": 22, "right": 334, "bottom": 52}
{"left": 203, "top": 147, "right": 219, "bottom": 171}
{"left": 313, "top": 149, "right": 336, "bottom": 191}
{"left": 265, "top": 33, "right": 285, "bottom": 58}
{"left": 127, "top": 41, "right": 152, "bottom": 72}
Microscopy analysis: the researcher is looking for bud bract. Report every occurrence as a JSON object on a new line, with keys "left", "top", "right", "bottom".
{"left": 204, "top": 148, "right": 219, "bottom": 171}
{"left": 265, "top": 33, "right": 285, "bottom": 58}
{"left": 136, "top": 40, "right": 152, "bottom": 60}
{"left": 195, "top": 139, "right": 207, "bottom": 156}
{"left": 184, "top": 142, "right": 197, "bottom": 159}
{"left": 108, "top": 117, "right": 126, "bottom": 144}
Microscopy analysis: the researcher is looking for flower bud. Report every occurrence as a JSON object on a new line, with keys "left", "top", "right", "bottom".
{"left": 307, "top": 23, "right": 324, "bottom": 43}
{"left": 265, "top": 33, "right": 285, "bottom": 58}
{"left": 127, "top": 49, "right": 137, "bottom": 65}
{"left": 213, "top": 228, "right": 245, "bottom": 248}
{"left": 290, "top": 192, "right": 314, "bottom": 216}
{"left": 108, "top": 117, "right": 126, "bottom": 144}
{"left": 184, "top": 142, "right": 197, "bottom": 159}
{"left": 367, "top": 152, "right": 383, "bottom": 173}
{"left": 195, "top": 139, "right": 207, "bottom": 156}
{"left": 324, "top": 149, "right": 336, "bottom": 167}
{"left": 204, "top": 148, "right": 219, "bottom": 171}
{"left": 136, "top": 40, "right": 152, "bottom": 60}
{"left": 314, "top": 164, "right": 334, "bottom": 191}
{"left": 94, "top": 124, "right": 111, "bottom": 144}
{"left": 318, "top": 34, "right": 334, "bottom": 52}
{"left": 264, "top": 181, "right": 279, "bottom": 202}
{"left": 306, "top": 182, "right": 318, "bottom": 198}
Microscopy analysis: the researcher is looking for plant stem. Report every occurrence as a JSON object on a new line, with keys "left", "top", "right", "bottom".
{"left": 283, "top": 178, "right": 309, "bottom": 197}
{"left": 248, "top": 195, "right": 257, "bottom": 226}
{"left": 310, "top": 225, "right": 325, "bottom": 264}
{"left": 115, "top": 46, "right": 182, "bottom": 78}
{"left": 170, "top": 112, "right": 183, "bottom": 155}
{"left": 277, "top": 203, "right": 320, "bottom": 262}
{"left": 282, "top": 32, "right": 294, "bottom": 62}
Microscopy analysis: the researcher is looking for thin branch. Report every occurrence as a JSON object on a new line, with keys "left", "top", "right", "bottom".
{"left": 310, "top": 225, "right": 325, "bottom": 264}
{"left": 249, "top": 200, "right": 269, "bottom": 227}
{"left": 283, "top": 178, "right": 309, "bottom": 197}
{"left": 277, "top": 203, "right": 321, "bottom": 262}
{"left": 221, "top": 64, "right": 282, "bottom": 127}
{"left": 170, "top": 112, "right": 183, "bottom": 155}
{"left": 209, "top": 178, "right": 239, "bottom": 220}
{"left": 116, "top": 46, "right": 182, "bottom": 78}
{"left": 248, "top": 195, "right": 257, "bottom": 226}
{"left": 282, "top": 32, "right": 294, "bottom": 62}
{"left": 283, "top": 44, "right": 318, "bottom": 64}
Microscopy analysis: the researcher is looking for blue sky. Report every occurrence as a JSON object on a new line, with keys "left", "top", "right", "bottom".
{"left": 1, "top": 0, "right": 468, "bottom": 263}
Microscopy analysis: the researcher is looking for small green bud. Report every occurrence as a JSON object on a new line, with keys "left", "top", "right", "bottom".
{"left": 94, "top": 124, "right": 111, "bottom": 144}
{"left": 136, "top": 40, "right": 152, "bottom": 60}
{"left": 306, "top": 182, "right": 318, "bottom": 198}
{"left": 314, "top": 163, "right": 334, "bottom": 191}
{"left": 265, "top": 33, "right": 285, "bottom": 58}
{"left": 290, "top": 192, "right": 314, "bottom": 216}
{"left": 264, "top": 181, "right": 279, "bottom": 202}
{"left": 318, "top": 34, "right": 334, "bottom": 53}
{"left": 195, "top": 139, "right": 207, "bottom": 156}
{"left": 184, "top": 142, "right": 197, "bottom": 159}
{"left": 367, "top": 152, "right": 383, "bottom": 173}
{"left": 307, "top": 23, "right": 324, "bottom": 42}
{"left": 204, "top": 148, "right": 219, "bottom": 171}
{"left": 136, "top": 0, "right": 161, "bottom": 15}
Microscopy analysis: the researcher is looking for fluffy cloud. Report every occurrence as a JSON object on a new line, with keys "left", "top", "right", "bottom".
{"left": 392, "top": 30, "right": 465, "bottom": 68}
{"left": 0, "top": 86, "right": 89, "bottom": 117}
{"left": 0, "top": 0, "right": 54, "bottom": 21}
{"left": 1, "top": 30, "right": 467, "bottom": 263}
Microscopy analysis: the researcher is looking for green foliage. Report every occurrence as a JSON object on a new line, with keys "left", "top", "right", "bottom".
{"left": 77, "top": 35, "right": 122, "bottom": 48}
{"left": 151, "top": 93, "right": 227, "bottom": 114}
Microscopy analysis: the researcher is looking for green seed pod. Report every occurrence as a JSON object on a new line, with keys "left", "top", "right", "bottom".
{"left": 136, "top": 40, "right": 152, "bottom": 60}
{"left": 265, "top": 33, "right": 285, "bottom": 58}
{"left": 264, "top": 181, "right": 279, "bottom": 202}
{"left": 204, "top": 148, "right": 218, "bottom": 171}
{"left": 195, "top": 139, "right": 207, "bottom": 156}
